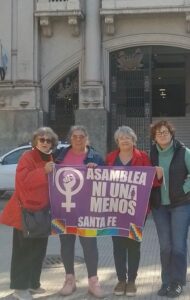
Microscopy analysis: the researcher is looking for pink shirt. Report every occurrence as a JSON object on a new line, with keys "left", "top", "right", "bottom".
{"left": 61, "top": 148, "right": 86, "bottom": 166}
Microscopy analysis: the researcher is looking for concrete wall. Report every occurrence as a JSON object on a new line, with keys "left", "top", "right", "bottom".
{"left": 75, "top": 109, "right": 108, "bottom": 158}
{"left": 1, "top": 0, "right": 190, "bottom": 155}
{"left": 0, "top": 0, "right": 41, "bottom": 154}
{"left": 0, "top": 110, "right": 41, "bottom": 155}
{"left": 40, "top": 18, "right": 83, "bottom": 112}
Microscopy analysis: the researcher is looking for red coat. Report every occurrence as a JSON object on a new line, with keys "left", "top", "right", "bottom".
{"left": 106, "top": 148, "right": 151, "bottom": 167}
{"left": 106, "top": 147, "right": 160, "bottom": 215}
{"left": 106, "top": 148, "right": 160, "bottom": 186}
{"left": 0, "top": 148, "right": 51, "bottom": 230}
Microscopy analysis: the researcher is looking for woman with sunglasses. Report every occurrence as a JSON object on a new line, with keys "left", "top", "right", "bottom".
{"left": 0, "top": 127, "right": 58, "bottom": 300}
{"left": 55, "top": 125, "right": 104, "bottom": 298}
{"left": 150, "top": 120, "right": 190, "bottom": 298}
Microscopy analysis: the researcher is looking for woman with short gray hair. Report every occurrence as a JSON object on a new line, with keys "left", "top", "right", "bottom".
{"left": 0, "top": 126, "right": 58, "bottom": 300}
{"left": 32, "top": 127, "right": 58, "bottom": 149}
{"left": 106, "top": 125, "right": 152, "bottom": 297}
{"left": 114, "top": 126, "right": 137, "bottom": 146}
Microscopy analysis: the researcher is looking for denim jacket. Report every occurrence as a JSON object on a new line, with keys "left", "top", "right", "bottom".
{"left": 55, "top": 145, "right": 104, "bottom": 166}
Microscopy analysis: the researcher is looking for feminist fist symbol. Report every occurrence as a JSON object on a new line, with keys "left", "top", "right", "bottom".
{"left": 63, "top": 173, "right": 76, "bottom": 189}
{"left": 55, "top": 167, "right": 84, "bottom": 212}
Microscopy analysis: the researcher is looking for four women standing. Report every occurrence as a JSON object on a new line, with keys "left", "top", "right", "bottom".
{"left": 0, "top": 121, "right": 189, "bottom": 299}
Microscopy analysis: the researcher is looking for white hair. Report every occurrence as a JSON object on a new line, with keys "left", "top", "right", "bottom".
{"left": 114, "top": 126, "right": 137, "bottom": 145}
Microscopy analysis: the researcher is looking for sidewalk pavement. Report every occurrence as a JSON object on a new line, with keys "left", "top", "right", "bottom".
{"left": 0, "top": 199, "right": 190, "bottom": 300}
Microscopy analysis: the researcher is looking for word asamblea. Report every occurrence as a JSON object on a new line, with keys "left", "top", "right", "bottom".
{"left": 78, "top": 216, "right": 117, "bottom": 228}
{"left": 86, "top": 168, "right": 147, "bottom": 185}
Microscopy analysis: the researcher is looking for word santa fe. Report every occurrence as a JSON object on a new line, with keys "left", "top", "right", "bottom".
{"left": 78, "top": 168, "right": 148, "bottom": 228}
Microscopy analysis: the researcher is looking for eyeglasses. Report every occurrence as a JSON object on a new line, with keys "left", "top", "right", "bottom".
{"left": 156, "top": 130, "right": 170, "bottom": 137}
{"left": 38, "top": 137, "right": 52, "bottom": 144}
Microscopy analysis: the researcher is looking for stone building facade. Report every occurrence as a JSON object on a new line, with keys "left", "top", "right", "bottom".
{"left": 1, "top": 0, "right": 190, "bottom": 155}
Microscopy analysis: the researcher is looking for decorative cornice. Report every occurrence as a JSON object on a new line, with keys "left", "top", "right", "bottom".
{"left": 100, "top": 6, "right": 190, "bottom": 15}
{"left": 38, "top": 14, "right": 83, "bottom": 37}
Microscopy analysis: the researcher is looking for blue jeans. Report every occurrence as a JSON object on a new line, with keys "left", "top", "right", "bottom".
{"left": 152, "top": 204, "right": 190, "bottom": 286}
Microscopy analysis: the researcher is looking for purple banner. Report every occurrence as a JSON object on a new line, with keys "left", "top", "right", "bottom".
{"left": 49, "top": 165, "right": 156, "bottom": 241}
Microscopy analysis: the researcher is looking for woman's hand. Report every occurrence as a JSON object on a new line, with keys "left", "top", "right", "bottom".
{"left": 86, "top": 162, "right": 98, "bottom": 168}
{"left": 44, "top": 161, "right": 54, "bottom": 174}
{"left": 155, "top": 166, "right": 163, "bottom": 180}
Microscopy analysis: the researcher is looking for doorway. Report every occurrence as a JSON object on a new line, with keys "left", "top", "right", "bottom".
{"left": 109, "top": 46, "right": 186, "bottom": 151}
{"left": 48, "top": 69, "right": 79, "bottom": 140}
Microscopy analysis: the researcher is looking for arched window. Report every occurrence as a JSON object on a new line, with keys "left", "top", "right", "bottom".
{"left": 48, "top": 69, "right": 79, "bottom": 140}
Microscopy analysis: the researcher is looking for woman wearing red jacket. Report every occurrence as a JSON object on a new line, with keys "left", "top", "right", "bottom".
{"left": 106, "top": 126, "right": 161, "bottom": 297}
{"left": 0, "top": 127, "right": 58, "bottom": 300}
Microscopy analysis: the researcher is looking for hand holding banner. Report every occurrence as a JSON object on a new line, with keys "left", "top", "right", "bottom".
{"left": 49, "top": 165, "right": 156, "bottom": 241}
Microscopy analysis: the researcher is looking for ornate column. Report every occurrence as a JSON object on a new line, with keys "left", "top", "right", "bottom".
{"left": 80, "top": 0, "right": 104, "bottom": 108}
{"left": 76, "top": 0, "right": 107, "bottom": 156}
{"left": 11, "top": 0, "right": 18, "bottom": 82}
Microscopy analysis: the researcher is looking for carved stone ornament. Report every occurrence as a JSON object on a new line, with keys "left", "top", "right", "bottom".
{"left": 186, "top": 13, "right": 190, "bottom": 33}
{"left": 40, "top": 17, "right": 52, "bottom": 37}
{"left": 68, "top": 16, "right": 80, "bottom": 36}
{"left": 104, "top": 15, "right": 115, "bottom": 35}
{"left": 116, "top": 48, "right": 144, "bottom": 71}
{"left": 80, "top": 85, "right": 104, "bottom": 109}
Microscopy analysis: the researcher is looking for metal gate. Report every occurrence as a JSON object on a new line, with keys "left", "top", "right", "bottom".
{"left": 109, "top": 47, "right": 152, "bottom": 151}
{"left": 48, "top": 69, "right": 79, "bottom": 140}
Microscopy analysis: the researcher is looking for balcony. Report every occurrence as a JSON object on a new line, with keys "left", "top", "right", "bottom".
{"left": 35, "top": 0, "right": 84, "bottom": 36}
{"left": 35, "top": 0, "right": 84, "bottom": 16}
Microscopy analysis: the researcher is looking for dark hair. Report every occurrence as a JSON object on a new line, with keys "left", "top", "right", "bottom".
{"left": 31, "top": 127, "right": 58, "bottom": 149}
{"left": 150, "top": 120, "right": 175, "bottom": 140}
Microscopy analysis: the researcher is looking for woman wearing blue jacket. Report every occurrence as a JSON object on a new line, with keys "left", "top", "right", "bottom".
{"left": 55, "top": 125, "right": 104, "bottom": 298}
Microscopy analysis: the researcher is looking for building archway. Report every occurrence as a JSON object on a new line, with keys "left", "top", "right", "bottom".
{"left": 109, "top": 45, "right": 189, "bottom": 151}
{"left": 48, "top": 69, "right": 79, "bottom": 140}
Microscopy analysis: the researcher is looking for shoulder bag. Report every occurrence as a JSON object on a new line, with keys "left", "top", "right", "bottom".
{"left": 18, "top": 199, "right": 51, "bottom": 238}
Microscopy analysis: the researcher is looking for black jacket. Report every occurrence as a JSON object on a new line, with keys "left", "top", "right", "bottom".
{"left": 150, "top": 139, "right": 190, "bottom": 208}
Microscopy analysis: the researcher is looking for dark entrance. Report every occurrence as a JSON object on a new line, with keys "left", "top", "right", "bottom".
{"left": 110, "top": 47, "right": 151, "bottom": 151}
{"left": 48, "top": 69, "right": 79, "bottom": 140}
{"left": 109, "top": 46, "right": 186, "bottom": 151}
{"left": 152, "top": 47, "right": 185, "bottom": 117}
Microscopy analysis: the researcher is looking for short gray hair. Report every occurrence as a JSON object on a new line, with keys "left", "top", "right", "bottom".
{"left": 114, "top": 126, "right": 137, "bottom": 145}
{"left": 67, "top": 125, "right": 89, "bottom": 142}
{"left": 32, "top": 127, "right": 58, "bottom": 149}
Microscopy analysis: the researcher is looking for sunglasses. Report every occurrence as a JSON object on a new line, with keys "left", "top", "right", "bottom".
{"left": 38, "top": 137, "right": 52, "bottom": 144}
